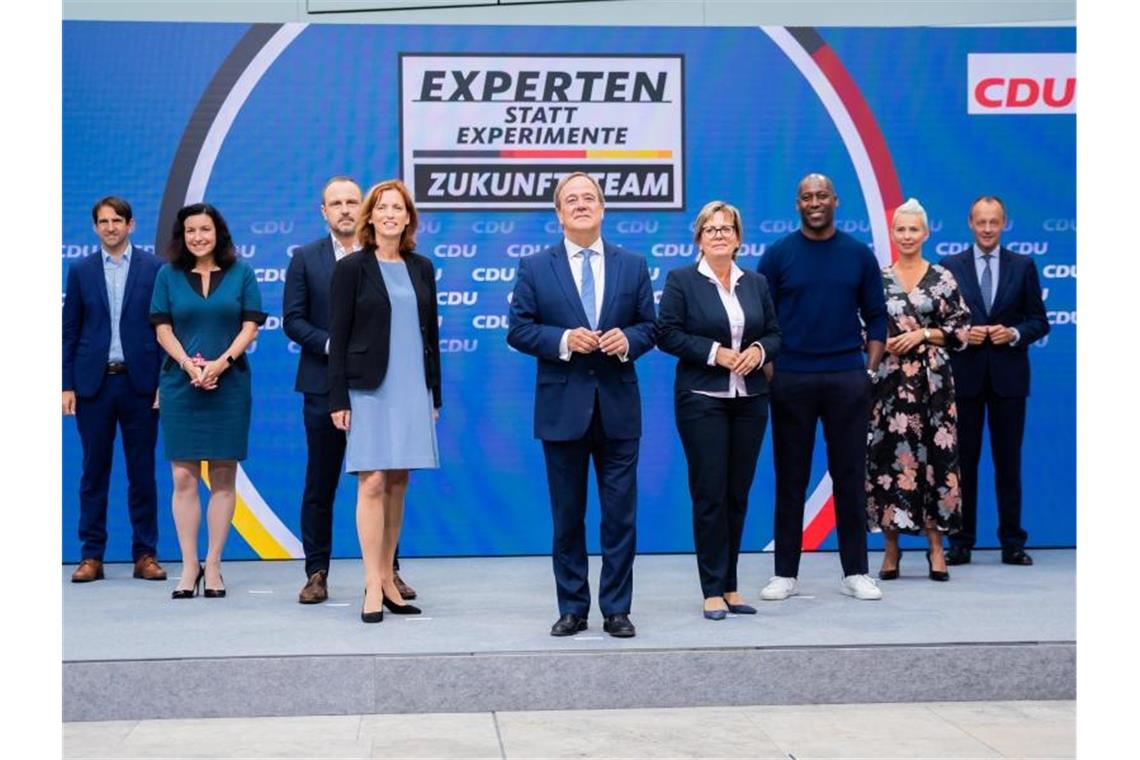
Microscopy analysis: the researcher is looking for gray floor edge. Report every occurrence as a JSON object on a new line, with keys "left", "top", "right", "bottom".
{"left": 63, "top": 641, "right": 1075, "bottom": 722}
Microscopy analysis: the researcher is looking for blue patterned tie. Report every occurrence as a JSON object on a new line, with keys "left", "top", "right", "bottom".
{"left": 980, "top": 253, "right": 994, "bottom": 313}
{"left": 579, "top": 248, "right": 597, "bottom": 329}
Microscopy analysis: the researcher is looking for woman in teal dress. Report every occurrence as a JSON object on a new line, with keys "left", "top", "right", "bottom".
{"left": 150, "top": 203, "right": 266, "bottom": 599}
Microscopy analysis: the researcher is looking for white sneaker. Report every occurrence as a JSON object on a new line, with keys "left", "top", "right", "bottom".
{"left": 760, "top": 576, "right": 798, "bottom": 601}
{"left": 841, "top": 574, "right": 883, "bottom": 600}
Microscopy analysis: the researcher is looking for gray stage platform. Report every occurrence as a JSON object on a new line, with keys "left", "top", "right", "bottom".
{"left": 63, "top": 550, "right": 1075, "bottom": 722}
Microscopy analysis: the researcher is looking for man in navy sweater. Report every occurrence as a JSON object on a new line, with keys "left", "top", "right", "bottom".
{"left": 756, "top": 174, "right": 888, "bottom": 601}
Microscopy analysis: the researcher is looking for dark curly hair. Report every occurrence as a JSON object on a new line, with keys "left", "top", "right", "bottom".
{"left": 167, "top": 203, "right": 237, "bottom": 270}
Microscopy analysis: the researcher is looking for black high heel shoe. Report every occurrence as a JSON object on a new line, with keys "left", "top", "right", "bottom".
{"left": 171, "top": 564, "right": 204, "bottom": 599}
{"left": 361, "top": 589, "right": 384, "bottom": 624}
{"left": 879, "top": 548, "right": 903, "bottom": 581}
{"left": 926, "top": 551, "right": 950, "bottom": 582}
{"left": 203, "top": 569, "right": 226, "bottom": 598}
{"left": 382, "top": 594, "right": 422, "bottom": 615}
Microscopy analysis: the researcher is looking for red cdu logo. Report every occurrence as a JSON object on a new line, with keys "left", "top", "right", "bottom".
{"left": 967, "top": 53, "right": 1075, "bottom": 115}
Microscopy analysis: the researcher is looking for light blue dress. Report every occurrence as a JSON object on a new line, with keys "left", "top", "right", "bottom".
{"left": 345, "top": 260, "right": 440, "bottom": 472}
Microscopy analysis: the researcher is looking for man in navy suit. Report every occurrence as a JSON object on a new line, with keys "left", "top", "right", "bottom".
{"left": 62, "top": 197, "right": 165, "bottom": 583}
{"left": 941, "top": 196, "right": 1049, "bottom": 566}
{"left": 508, "top": 172, "right": 657, "bottom": 638}
{"left": 285, "top": 177, "right": 419, "bottom": 604}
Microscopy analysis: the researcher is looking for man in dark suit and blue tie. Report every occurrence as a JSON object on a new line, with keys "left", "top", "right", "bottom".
{"left": 508, "top": 172, "right": 657, "bottom": 638}
{"left": 284, "top": 176, "right": 417, "bottom": 603}
{"left": 941, "top": 196, "right": 1050, "bottom": 566}
{"left": 62, "top": 197, "right": 165, "bottom": 583}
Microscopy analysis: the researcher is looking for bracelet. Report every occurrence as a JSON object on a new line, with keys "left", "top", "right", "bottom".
{"left": 180, "top": 357, "right": 193, "bottom": 369}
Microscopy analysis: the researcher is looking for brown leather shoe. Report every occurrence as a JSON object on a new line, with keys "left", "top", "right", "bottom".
{"left": 71, "top": 558, "right": 104, "bottom": 583}
{"left": 394, "top": 571, "right": 417, "bottom": 600}
{"left": 298, "top": 570, "right": 328, "bottom": 604}
{"left": 133, "top": 554, "right": 168, "bottom": 581}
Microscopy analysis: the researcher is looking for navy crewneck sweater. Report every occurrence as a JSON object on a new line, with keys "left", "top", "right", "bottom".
{"left": 757, "top": 229, "right": 887, "bottom": 373}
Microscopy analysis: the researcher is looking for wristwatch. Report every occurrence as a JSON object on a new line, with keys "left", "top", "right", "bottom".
{"left": 923, "top": 328, "right": 931, "bottom": 342}
{"left": 225, "top": 355, "right": 235, "bottom": 366}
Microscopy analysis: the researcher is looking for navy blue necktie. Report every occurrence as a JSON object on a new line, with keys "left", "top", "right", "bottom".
{"left": 980, "top": 253, "right": 994, "bottom": 313}
{"left": 579, "top": 248, "right": 597, "bottom": 329}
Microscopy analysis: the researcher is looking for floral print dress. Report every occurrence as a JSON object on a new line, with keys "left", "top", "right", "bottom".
{"left": 866, "top": 263, "right": 970, "bottom": 534}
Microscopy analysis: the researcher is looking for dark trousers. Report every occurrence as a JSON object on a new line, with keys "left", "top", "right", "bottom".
{"left": 300, "top": 392, "right": 346, "bottom": 577}
{"left": 769, "top": 369, "right": 871, "bottom": 578}
{"left": 541, "top": 395, "right": 639, "bottom": 617}
{"left": 953, "top": 383, "right": 1028, "bottom": 552}
{"left": 300, "top": 392, "right": 401, "bottom": 576}
{"left": 74, "top": 372, "right": 159, "bottom": 561}
{"left": 676, "top": 392, "right": 768, "bottom": 598}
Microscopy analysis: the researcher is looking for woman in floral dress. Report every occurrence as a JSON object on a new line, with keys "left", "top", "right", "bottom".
{"left": 867, "top": 198, "right": 970, "bottom": 582}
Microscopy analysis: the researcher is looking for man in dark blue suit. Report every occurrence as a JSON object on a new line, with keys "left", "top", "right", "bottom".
{"left": 284, "top": 177, "right": 418, "bottom": 604}
{"left": 508, "top": 172, "right": 657, "bottom": 638}
{"left": 62, "top": 197, "right": 165, "bottom": 583}
{"left": 941, "top": 196, "right": 1050, "bottom": 566}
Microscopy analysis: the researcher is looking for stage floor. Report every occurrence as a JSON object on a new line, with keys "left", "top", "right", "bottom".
{"left": 63, "top": 550, "right": 1075, "bottom": 721}
{"left": 64, "top": 549, "right": 1074, "bottom": 661}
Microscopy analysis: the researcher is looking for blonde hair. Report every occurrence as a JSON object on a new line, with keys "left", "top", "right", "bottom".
{"left": 692, "top": 200, "right": 743, "bottom": 258}
{"left": 892, "top": 197, "right": 928, "bottom": 230}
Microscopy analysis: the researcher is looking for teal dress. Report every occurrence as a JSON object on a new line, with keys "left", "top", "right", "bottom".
{"left": 149, "top": 261, "right": 266, "bottom": 461}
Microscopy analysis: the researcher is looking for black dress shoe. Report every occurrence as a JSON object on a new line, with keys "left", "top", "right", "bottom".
{"left": 945, "top": 547, "right": 972, "bottom": 566}
{"left": 1002, "top": 549, "right": 1034, "bottom": 566}
{"left": 361, "top": 588, "right": 383, "bottom": 623}
{"left": 382, "top": 594, "right": 422, "bottom": 614}
{"left": 172, "top": 564, "right": 204, "bottom": 600}
{"left": 203, "top": 573, "right": 226, "bottom": 598}
{"left": 879, "top": 547, "right": 902, "bottom": 580}
{"left": 550, "top": 614, "right": 587, "bottom": 637}
{"left": 603, "top": 613, "right": 636, "bottom": 638}
{"left": 926, "top": 551, "right": 950, "bottom": 582}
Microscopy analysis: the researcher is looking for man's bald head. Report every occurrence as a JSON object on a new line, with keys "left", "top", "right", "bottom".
{"left": 797, "top": 173, "right": 835, "bottom": 198}
{"left": 795, "top": 173, "right": 839, "bottom": 240}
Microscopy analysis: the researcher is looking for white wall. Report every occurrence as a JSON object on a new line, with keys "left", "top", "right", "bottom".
{"left": 63, "top": 0, "right": 1075, "bottom": 26}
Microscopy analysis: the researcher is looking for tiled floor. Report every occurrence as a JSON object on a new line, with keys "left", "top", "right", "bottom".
{"left": 64, "top": 700, "right": 1075, "bottom": 759}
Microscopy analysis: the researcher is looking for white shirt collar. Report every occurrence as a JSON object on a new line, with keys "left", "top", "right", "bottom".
{"left": 331, "top": 234, "right": 360, "bottom": 260}
{"left": 564, "top": 237, "right": 603, "bottom": 258}
{"left": 698, "top": 256, "right": 744, "bottom": 289}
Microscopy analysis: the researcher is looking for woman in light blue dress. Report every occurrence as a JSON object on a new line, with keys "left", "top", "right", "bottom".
{"left": 328, "top": 180, "right": 441, "bottom": 623}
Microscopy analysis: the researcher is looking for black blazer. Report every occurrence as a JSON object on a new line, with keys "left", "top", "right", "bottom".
{"left": 940, "top": 247, "right": 1049, "bottom": 399}
{"left": 283, "top": 236, "right": 338, "bottom": 395}
{"left": 657, "top": 262, "right": 781, "bottom": 396}
{"left": 328, "top": 248, "right": 441, "bottom": 413}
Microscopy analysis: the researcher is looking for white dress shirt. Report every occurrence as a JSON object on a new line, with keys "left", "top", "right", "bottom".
{"left": 325, "top": 235, "right": 361, "bottom": 354}
{"left": 697, "top": 258, "right": 764, "bottom": 398}
{"left": 332, "top": 233, "right": 359, "bottom": 262}
{"left": 559, "top": 237, "right": 623, "bottom": 361}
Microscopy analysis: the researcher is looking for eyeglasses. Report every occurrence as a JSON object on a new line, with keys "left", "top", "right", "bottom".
{"left": 701, "top": 225, "right": 736, "bottom": 238}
